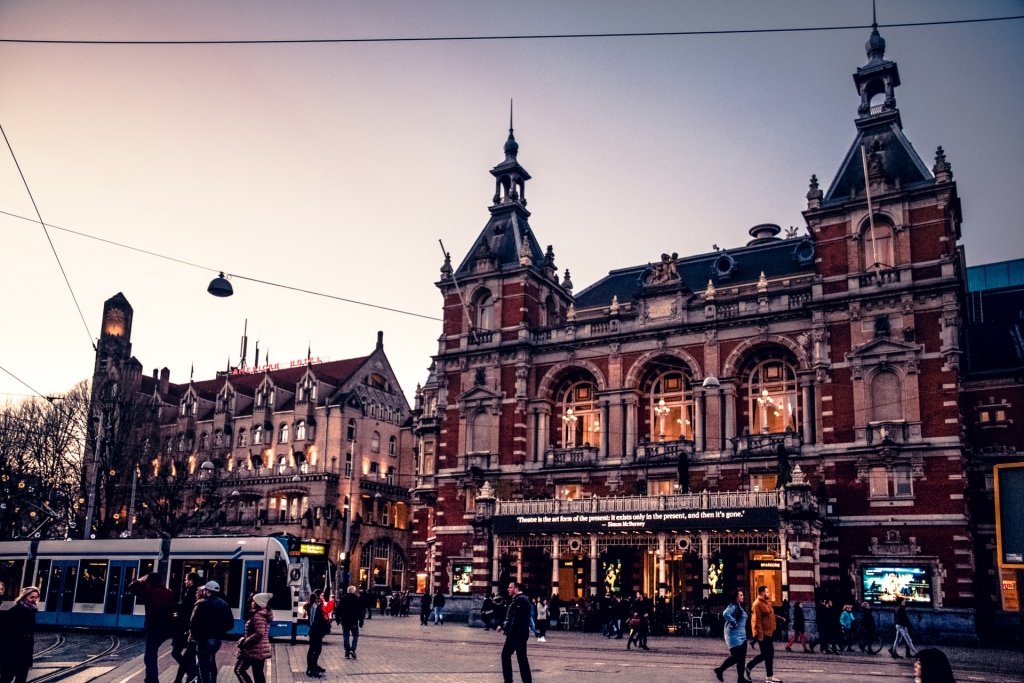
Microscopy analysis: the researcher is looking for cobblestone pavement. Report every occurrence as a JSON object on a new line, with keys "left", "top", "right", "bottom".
{"left": 85, "top": 619, "right": 1022, "bottom": 683}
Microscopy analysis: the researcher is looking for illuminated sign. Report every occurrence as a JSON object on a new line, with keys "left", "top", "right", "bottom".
{"left": 300, "top": 543, "right": 327, "bottom": 556}
{"left": 862, "top": 566, "right": 932, "bottom": 605}
{"left": 232, "top": 357, "right": 327, "bottom": 376}
{"left": 492, "top": 507, "right": 779, "bottom": 534}
{"left": 751, "top": 560, "right": 783, "bottom": 570}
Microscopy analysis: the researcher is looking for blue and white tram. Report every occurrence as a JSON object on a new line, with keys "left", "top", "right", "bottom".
{"left": 0, "top": 537, "right": 307, "bottom": 637}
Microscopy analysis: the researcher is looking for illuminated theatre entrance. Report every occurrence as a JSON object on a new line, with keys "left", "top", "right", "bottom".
{"left": 490, "top": 491, "right": 785, "bottom": 614}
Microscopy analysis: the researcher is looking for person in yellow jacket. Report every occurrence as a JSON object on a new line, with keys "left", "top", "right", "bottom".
{"left": 745, "top": 586, "right": 783, "bottom": 683}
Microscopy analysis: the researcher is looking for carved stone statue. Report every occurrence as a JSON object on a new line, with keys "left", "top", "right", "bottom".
{"left": 649, "top": 253, "right": 680, "bottom": 286}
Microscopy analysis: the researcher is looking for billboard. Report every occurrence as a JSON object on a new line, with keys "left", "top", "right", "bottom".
{"left": 491, "top": 506, "right": 779, "bottom": 534}
{"left": 452, "top": 563, "right": 473, "bottom": 594}
{"left": 862, "top": 566, "right": 932, "bottom": 605}
{"left": 995, "top": 463, "right": 1024, "bottom": 568}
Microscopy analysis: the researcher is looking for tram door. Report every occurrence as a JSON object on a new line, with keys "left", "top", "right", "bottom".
{"left": 45, "top": 560, "right": 78, "bottom": 627}
{"left": 244, "top": 561, "right": 263, "bottom": 606}
{"left": 104, "top": 560, "right": 140, "bottom": 628}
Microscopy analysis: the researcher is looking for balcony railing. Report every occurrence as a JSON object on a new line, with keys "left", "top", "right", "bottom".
{"left": 867, "top": 420, "right": 910, "bottom": 444}
{"left": 544, "top": 447, "right": 599, "bottom": 468}
{"left": 359, "top": 478, "right": 412, "bottom": 500}
{"left": 859, "top": 268, "right": 901, "bottom": 288}
{"left": 731, "top": 431, "right": 802, "bottom": 458}
{"left": 496, "top": 489, "right": 781, "bottom": 516}
{"left": 635, "top": 439, "right": 694, "bottom": 463}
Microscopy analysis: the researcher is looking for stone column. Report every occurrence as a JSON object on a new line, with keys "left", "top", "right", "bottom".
{"left": 538, "top": 407, "right": 551, "bottom": 464}
{"left": 779, "top": 528, "right": 789, "bottom": 602}
{"left": 590, "top": 534, "right": 599, "bottom": 597}
{"left": 516, "top": 548, "right": 523, "bottom": 584}
{"left": 694, "top": 389, "right": 705, "bottom": 453}
{"left": 658, "top": 533, "right": 667, "bottom": 598}
{"left": 722, "top": 381, "right": 737, "bottom": 442}
{"left": 551, "top": 535, "right": 560, "bottom": 594}
{"left": 625, "top": 396, "right": 638, "bottom": 458}
{"left": 599, "top": 401, "right": 610, "bottom": 458}
{"left": 700, "top": 531, "right": 710, "bottom": 599}
{"left": 492, "top": 546, "right": 501, "bottom": 594}
{"left": 801, "top": 382, "right": 815, "bottom": 445}
{"left": 705, "top": 386, "right": 722, "bottom": 452}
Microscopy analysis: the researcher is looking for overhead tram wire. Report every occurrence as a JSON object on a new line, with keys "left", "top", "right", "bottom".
{"left": 0, "top": 15, "right": 1021, "bottom": 45}
{"left": 0, "top": 124, "right": 96, "bottom": 350}
{"left": 0, "top": 209, "right": 442, "bottom": 322}
{"left": 0, "top": 363, "right": 53, "bottom": 402}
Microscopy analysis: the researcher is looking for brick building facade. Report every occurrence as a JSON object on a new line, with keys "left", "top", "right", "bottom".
{"left": 83, "top": 294, "right": 417, "bottom": 592}
{"left": 408, "top": 26, "right": 994, "bottom": 639}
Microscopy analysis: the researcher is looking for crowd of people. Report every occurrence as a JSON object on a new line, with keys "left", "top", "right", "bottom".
{"left": 0, "top": 577, "right": 962, "bottom": 683}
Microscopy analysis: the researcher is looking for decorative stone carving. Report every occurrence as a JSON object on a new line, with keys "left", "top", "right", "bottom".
{"left": 704, "top": 280, "right": 716, "bottom": 300}
{"left": 562, "top": 269, "right": 574, "bottom": 293}
{"left": 806, "top": 174, "right": 823, "bottom": 210}
{"left": 757, "top": 271, "right": 768, "bottom": 293}
{"left": 932, "top": 146, "right": 952, "bottom": 183}
{"left": 566, "top": 303, "right": 577, "bottom": 322}
{"left": 610, "top": 295, "right": 620, "bottom": 315}
{"left": 519, "top": 236, "right": 533, "bottom": 266}
{"left": 649, "top": 253, "right": 681, "bottom": 286}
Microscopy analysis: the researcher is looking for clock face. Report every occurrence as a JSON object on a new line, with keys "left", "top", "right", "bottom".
{"left": 103, "top": 308, "right": 126, "bottom": 337}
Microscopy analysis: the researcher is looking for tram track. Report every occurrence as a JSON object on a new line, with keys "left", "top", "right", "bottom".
{"left": 31, "top": 635, "right": 145, "bottom": 683}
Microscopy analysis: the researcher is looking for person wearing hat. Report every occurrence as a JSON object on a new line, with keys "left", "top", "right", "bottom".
{"left": 127, "top": 573, "right": 176, "bottom": 683}
{"left": 235, "top": 593, "right": 274, "bottom": 683}
{"left": 0, "top": 586, "right": 40, "bottom": 683}
{"left": 191, "top": 581, "right": 235, "bottom": 683}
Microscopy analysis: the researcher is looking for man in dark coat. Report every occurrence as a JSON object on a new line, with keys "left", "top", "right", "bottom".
{"left": 631, "top": 591, "right": 653, "bottom": 650}
{"left": 859, "top": 601, "right": 877, "bottom": 653}
{"left": 432, "top": 590, "right": 446, "bottom": 624}
{"left": 337, "top": 586, "right": 364, "bottom": 659}
{"left": 172, "top": 572, "right": 200, "bottom": 683}
{"left": 419, "top": 591, "right": 431, "bottom": 625}
{"left": 127, "top": 572, "right": 176, "bottom": 683}
{"left": 190, "top": 581, "right": 235, "bottom": 683}
{"left": 497, "top": 581, "right": 532, "bottom": 683}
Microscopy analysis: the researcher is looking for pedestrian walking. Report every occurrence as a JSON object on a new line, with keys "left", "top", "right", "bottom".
{"left": 379, "top": 593, "right": 388, "bottom": 617}
{"left": 814, "top": 599, "right": 836, "bottom": 654}
{"left": 859, "top": 602, "right": 877, "bottom": 653}
{"left": 713, "top": 589, "right": 749, "bottom": 683}
{"left": 482, "top": 594, "right": 496, "bottom": 630}
{"left": 305, "top": 590, "right": 330, "bottom": 677}
{"left": 337, "top": 586, "right": 363, "bottom": 660}
{"left": 497, "top": 581, "right": 532, "bottom": 683}
{"left": 419, "top": 591, "right": 431, "bottom": 626}
{"left": 172, "top": 573, "right": 200, "bottom": 683}
{"left": 915, "top": 648, "right": 956, "bottom": 683}
{"left": 631, "top": 591, "right": 652, "bottom": 650}
{"left": 234, "top": 593, "right": 273, "bottom": 683}
{"left": 191, "top": 581, "right": 235, "bottom": 683}
{"left": 360, "top": 590, "right": 373, "bottom": 620}
{"left": 432, "top": 589, "right": 446, "bottom": 624}
{"left": 535, "top": 599, "right": 549, "bottom": 642}
{"left": 746, "top": 585, "right": 783, "bottom": 683}
{"left": 839, "top": 604, "right": 855, "bottom": 650}
{"left": 127, "top": 572, "right": 177, "bottom": 683}
{"left": 889, "top": 597, "right": 918, "bottom": 658}
{"left": 785, "top": 602, "right": 810, "bottom": 652}
{"left": 0, "top": 586, "right": 40, "bottom": 683}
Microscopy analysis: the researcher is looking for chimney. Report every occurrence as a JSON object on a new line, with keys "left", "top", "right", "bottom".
{"left": 152, "top": 369, "right": 158, "bottom": 381}
{"left": 159, "top": 367, "right": 170, "bottom": 395}
{"left": 376, "top": 331, "right": 384, "bottom": 351}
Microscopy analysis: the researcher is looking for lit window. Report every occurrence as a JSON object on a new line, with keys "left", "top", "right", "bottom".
{"left": 649, "top": 370, "right": 694, "bottom": 441}
{"left": 560, "top": 381, "right": 599, "bottom": 448}
{"left": 746, "top": 358, "right": 799, "bottom": 434}
{"left": 556, "top": 484, "right": 582, "bottom": 500}
{"left": 389, "top": 435, "right": 397, "bottom": 456}
{"left": 749, "top": 474, "right": 778, "bottom": 492}
{"left": 995, "top": 410, "right": 1007, "bottom": 422}
{"left": 371, "top": 431, "right": 381, "bottom": 453}
{"left": 647, "top": 479, "right": 677, "bottom": 496}
{"left": 979, "top": 411, "right": 990, "bottom": 423}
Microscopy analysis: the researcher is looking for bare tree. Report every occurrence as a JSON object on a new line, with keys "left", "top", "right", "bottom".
{"left": 0, "top": 380, "right": 90, "bottom": 540}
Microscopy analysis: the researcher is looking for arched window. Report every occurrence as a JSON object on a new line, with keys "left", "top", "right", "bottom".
{"left": 560, "top": 381, "right": 599, "bottom": 448}
{"left": 347, "top": 418, "right": 356, "bottom": 441}
{"left": 474, "top": 289, "right": 494, "bottom": 330}
{"left": 253, "top": 425, "right": 263, "bottom": 445}
{"left": 468, "top": 410, "right": 492, "bottom": 453}
{"left": 295, "top": 420, "right": 307, "bottom": 441}
{"left": 382, "top": 503, "right": 390, "bottom": 527}
{"left": 871, "top": 371, "right": 904, "bottom": 422}
{"left": 386, "top": 465, "right": 395, "bottom": 485}
{"left": 278, "top": 455, "right": 287, "bottom": 474}
{"left": 237, "top": 429, "right": 247, "bottom": 448}
{"left": 199, "top": 433, "right": 208, "bottom": 450}
{"left": 214, "top": 429, "right": 223, "bottom": 447}
{"left": 279, "top": 424, "right": 289, "bottom": 443}
{"left": 746, "top": 358, "right": 799, "bottom": 434}
{"left": 371, "top": 431, "right": 381, "bottom": 453}
{"left": 388, "top": 435, "right": 397, "bottom": 456}
{"left": 544, "top": 296, "right": 557, "bottom": 326}
{"left": 649, "top": 370, "right": 694, "bottom": 441}
{"left": 177, "top": 434, "right": 187, "bottom": 452}
{"left": 863, "top": 222, "right": 895, "bottom": 270}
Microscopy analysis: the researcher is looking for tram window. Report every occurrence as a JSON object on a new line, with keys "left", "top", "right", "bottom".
{"left": 35, "top": 559, "right": 51, "bottom": 596}
{"left": 177, "top": 559, "right": 243, "bottom": 609}
{"left": 121, "top": 564, "right": 138, "bottom": 614}
{"left": 141, "top": 559, "right": 155, "bottom": 576}
{"left": 0, "top": 560, "right": 24, "bottom": 600}
{"left": 244, "top": 566, "right": 262, "bottom": 604}
{"left": 104, "top": 565, "right": 123, "bottom": 614}
{"left": 76, "top": 560, "right": 109, "bottom": 604}
{"left": 268, "top": 559, "right": 291, "bottom": 610}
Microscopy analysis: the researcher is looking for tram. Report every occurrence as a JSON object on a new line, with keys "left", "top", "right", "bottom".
{"left": 0, "top": 536, "right": 314, "bottom": 637}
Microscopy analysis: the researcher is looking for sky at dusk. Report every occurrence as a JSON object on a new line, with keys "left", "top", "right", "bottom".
{"left": 0, "top": 1, "right": 1021, "bottom": 402}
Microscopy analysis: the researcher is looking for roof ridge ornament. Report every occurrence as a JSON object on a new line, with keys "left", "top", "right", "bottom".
{"left": 932, "top": 146, "right": 953, "bottom": 183}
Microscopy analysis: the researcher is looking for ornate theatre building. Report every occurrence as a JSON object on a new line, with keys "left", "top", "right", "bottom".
{"left": 410, "top": 26, "right": 984, "bottom": 638}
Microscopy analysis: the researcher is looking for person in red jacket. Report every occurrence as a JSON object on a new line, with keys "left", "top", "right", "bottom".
{"left": 127, "top": 573, "right": 176, "bottom": 683}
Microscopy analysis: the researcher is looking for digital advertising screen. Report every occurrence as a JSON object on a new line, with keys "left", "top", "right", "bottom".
{"left": 452, "top": 564, "right": 473, "bottom": 594}
{"left": 862, "top": 566, "right": 932, "bottom": 605}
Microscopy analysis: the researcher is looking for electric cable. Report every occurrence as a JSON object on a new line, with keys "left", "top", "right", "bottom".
{"left": 0, "top": 208, "right": 442, "bottom": 322}
{"left": 0, "top": 16, "right": 1020, "bottom": 45}
{"left": 0, "top": 124, "right": 96, "bottom": 350}
{"left": 0, "top": 363, "right": 52, "bottom": 402}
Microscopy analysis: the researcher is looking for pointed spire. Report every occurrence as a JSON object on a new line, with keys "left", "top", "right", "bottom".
{"left": 190, "top": 363, "right": 194, "bottom": 381}
{"left": 503, "top": 99, "right": 519, "bottom": 159}
{"left": 865, "top": 0, "right": 886, "bottom": 63}
{"left": 932, "top": 146, "right": 953, "bottom": 183}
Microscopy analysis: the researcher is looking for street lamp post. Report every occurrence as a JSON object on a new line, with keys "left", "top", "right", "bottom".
{"left": 654, "top": 398, "right": 671, "bottom": 442}
{"left": 342, "top": 441, "right": 357, "bottom": 588}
